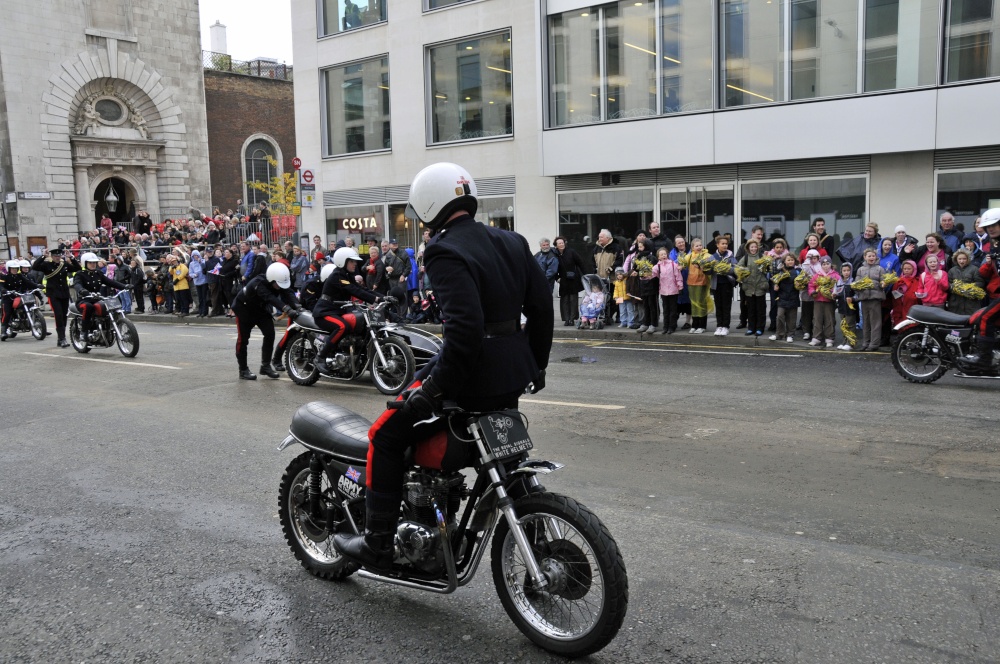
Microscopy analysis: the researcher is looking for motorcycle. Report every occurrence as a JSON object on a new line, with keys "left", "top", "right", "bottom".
{"left": 891, "top": 304, "right": 1000, "bottom": 382}
{"left": 3, "top": 289, "right": 48, "bottom": 340}
{"left": 68, "top": 290, "right": 140, "bottom": 357}
{"left": 282, "top": 299, "right": 442, "bottom": 395}
{"left": 277, "top": 399, "right": 628, "bottom": 657}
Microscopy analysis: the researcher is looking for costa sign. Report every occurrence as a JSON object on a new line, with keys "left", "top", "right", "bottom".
{"left": 336, "top": 216, "right": 380, "bottom": 231}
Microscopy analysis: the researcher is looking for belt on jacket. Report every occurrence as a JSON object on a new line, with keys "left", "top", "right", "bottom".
{"left": 484, "top": 319, "right": 519, "bottom": 338}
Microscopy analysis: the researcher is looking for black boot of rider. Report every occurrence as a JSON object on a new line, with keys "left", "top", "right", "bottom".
{"left": 271, "top": 354, "right": 285, "bottom": 372}
{"left": 334, "top": 489, "right": 399, "bottom": 570}
{"left": 259, "top": 363, "right": 279, "bottom": 379}
{"left": 957, "top": 338, "right": 996, "bottom": 372}
{"left": 239, "top": 367, "right": 257, "bottom": 380}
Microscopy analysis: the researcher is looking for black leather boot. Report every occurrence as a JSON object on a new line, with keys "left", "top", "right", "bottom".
{"left": 957, "top": 338, "right": 995, "bottom": 372}
{"left": 239, "top": 367, "right": 257, "bottom": 380}
{"left": 259, "top": 363, "right": 279, "bottom": 379}
{"left": 334, "top": 490, "right": 399, "bottom": 570}
{"left": 271, "top": 354, "right": 285, "bottom": 372}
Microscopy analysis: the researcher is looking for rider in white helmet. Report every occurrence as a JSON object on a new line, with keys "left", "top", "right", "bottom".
{"left": 334, "top": 162, "right": 553, "bottom": 570}
{"left": 1, "top": 259, "right": 36, "bottom": 340}
{"left": 310, "top": 245, "right": 390, "bottom": 375}
{"left": 230, "top": 261, "right": 301, "bottom": 380}
{"left": 958, "top": 208, "right": 1000, "bottom": 371}
{"left": 270, "top": 261, "right": 334, "bottom": 373}
{"left": 70, "top": 252, "right": 129, "bottom": 343}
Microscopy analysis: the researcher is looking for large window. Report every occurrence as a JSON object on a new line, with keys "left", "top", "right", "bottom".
{"left": 323, "top": 56, "right": 391, "bottom": 157}
{"left": 319, "top": 0, "right": 386, "bottom": 37}
{"left": 549, "top": 9, "right": 602, "bottom": 126}
{"left": 244, "top": 138, "right": 277, "bottom": 209}
{"left": 864, "top": 0, "right": 938, "bottom": 91}
{"left": 937, "top": 169, "right": 1000, "bottom": 229}
{"left": 945, "top": 0, "right": 997, "bottom": 82}
{"left": 475, "top": 196, "right": 516, "bottom": 232}
{"left": 721, "top": 0, "right": 784, "bottom": 106}
{"left": 605, "top": 1, "right": 657, "bottom": 119}
{"left": 428, "top": 31, "right": 512, "bottom": 143}
{"left": 426, "top": 0, "right": 474, "bottom": 8}
{"left": 660, "top": 0, "right": 714, "bottom": 113}
{"left": 557, "top": 189, "right": 654, "bottom": 269}
{"left": 325, "top": 205, "right": 384, "bottom": 248}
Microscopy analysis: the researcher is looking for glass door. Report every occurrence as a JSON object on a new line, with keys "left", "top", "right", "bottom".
{"left": 660, "top": 185, "right": 736, "bottom": 247}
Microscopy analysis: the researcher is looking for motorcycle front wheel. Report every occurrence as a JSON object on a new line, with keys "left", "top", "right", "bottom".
{"left": 30, "top": 310, "right": 47, "bottom": 340}
{"left": 285, "top": 335, "right": 320, "bottom": 386}
{"left": 891, "top": 330, "right": 947, "bottom": 383}
{"left": 68, "top": 319, "right": 90, "bottom": 354}
{"left": 491, "top": 492, "right": 628, "bottom": 658}
{"left": 116, "top": 319, "right": 140, "bottom": 357}
{"left": 278, "top": 451, "right": 359, "bottom": 580}
{"left": 369, "top": 337, "right": 415, "bottom": 395}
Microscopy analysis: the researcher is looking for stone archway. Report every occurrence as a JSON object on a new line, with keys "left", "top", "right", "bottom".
{"left": 92, "top": 175, "right": 138, "bottom": 229}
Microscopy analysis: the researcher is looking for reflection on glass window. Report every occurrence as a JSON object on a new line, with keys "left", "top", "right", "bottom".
{"left": 427, "top": 0, "right": 472, "bottom": 8}
{"left": 557, "top": 189, "right": 654, "bottom": 266}
{"left": 605, "top": 1, "right": 656, "bottom": 119}
{"left": 429, "top": 31, "right": 512, "bottom": 143}
{"left": 937, "top": 169, "right": 1000, "bottom": 228}
{"left": 549, "top": 9, "right": 601, "bottom": 125}
{"left": 660, "top": 0, "right": 713, "bottom": 113}
{"left": 245, "top": 139, "right": 277, "bottom": 209}
{"left": 721, "top": 0, "right": 784, "bottom": 107}
{"left": 326, "top": 205, "right": 384, "bottom": 248}
{"left": 945, "top": 0, "right": 996, "bottom": 82}
{"left": 863, "top": 0, "right": 937, "bottom": 91}
{"left": 474, "top": 196, "right": 516, "bottom": 232}
{"left": 323, "top": 57, "right": 391, "bottom": 156}
{"left": 320, "top": 0, "right": 386, "bottom": 36}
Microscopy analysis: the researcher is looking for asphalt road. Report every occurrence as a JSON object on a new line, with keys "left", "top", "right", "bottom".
{"left": 1, "top": 320, "right": 998, "bottom": 663}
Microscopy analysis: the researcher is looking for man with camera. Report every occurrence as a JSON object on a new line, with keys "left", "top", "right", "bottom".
{"left": 958, "top": 208, "right": 1000, "bottom": 370}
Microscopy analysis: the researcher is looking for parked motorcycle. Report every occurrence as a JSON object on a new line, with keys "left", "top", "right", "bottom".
{"left": 891, "top": 304, "right": 1000, "bottom": 382}
{"left": 282, "top": 300, "right": 442, "bottom": 395}
{"left": 68, "top": 290, "right": 140, "bottom": 357}
{"left": 3, "top": 289, "right": 48, "bottom": 340}
{"left": 277, "top": 399, "right": 628, "bottom": 657}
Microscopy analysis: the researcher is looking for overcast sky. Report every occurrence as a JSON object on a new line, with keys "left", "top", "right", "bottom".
{"left": 199, "top": 0, "right": 294, "bottom": 65}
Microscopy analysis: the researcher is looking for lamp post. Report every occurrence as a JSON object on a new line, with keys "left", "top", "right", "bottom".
{"left": 104, "top": 181, "right": 119, "bottom": 213}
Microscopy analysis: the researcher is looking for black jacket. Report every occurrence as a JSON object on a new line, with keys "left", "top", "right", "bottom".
{"left": 420, "top": 215, "right": 552, "bottom": 401}
{"left": 314, "top": 266, "right": 380, "bottom": 319}
{"left": 32, "top": 256, "right": 81, "bottom": 298}
{"left": 363, "top": 256, "right": 388, "bottom": 294}
{"left": 0, "top": 271, "right": 34, "bottom": 296}
{"left": 72, "top": 269, "right": 128, "bottom": 298}
{"left": 234, "top": 274, "right": 298, "bottom": 316}
{"left": 556, "top": 247, "right": 586, "bottom": 296}
{"left": 299, "top": 279, "right": 324, "bottom": 311}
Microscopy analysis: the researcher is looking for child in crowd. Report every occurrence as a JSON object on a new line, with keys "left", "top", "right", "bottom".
{"left": 711, "top": 237, "right": 737, "bottom": 336}
{"left": 670, "top": 236, "right": 692, "bottom": 329}
{"left": 962, "top": 234, "right": 985, "bottom": 267}
{"left": 579, "top": 281, "right": 606, "bottom": 329}
{"left": 404, "top": 293, "right": 427, "bottom": 324}
{"left": 612, "top": 267, "right": 636, "bottom": 328}
{"left": 835, "top": 262, "right": 857, "bottom": 351}
{"left": 807, "top": 256, "right": 838, "bottom": 348}
{"left": 891, "top": 260, "right": 921, "bottom": 325}
{"left": 686, "top": 237, "right": 713, "bottom": 333}
{"left": 917, "top": 254, "right": 948, "bottom": 307}
{"left": 853, "top": 248, "right": 886, "bottom": 351}
{"left": 947, "top": 248, "right": 984, "bottom": 315}
{"left": 737, "top": 239, "right": 769, "bottom": 336}
{"left": 765, "top": 238, "right": 791, "bottom": 332}
{"left": 798, "top": 249, "right": 821, "bottom": 340}
{"left": 650, "top": 248, "right": 683, "bottom": 334}
{"left": 770, "top": 253, "right": 800, "bottom": 343}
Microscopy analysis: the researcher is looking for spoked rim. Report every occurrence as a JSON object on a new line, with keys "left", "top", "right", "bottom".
{"left": 897, "top": 332, "right": 944, "bottom": 378}
{"left": 286, "top": 466, "right": 344, "bottom": 565}
{"left": 289, "top": 337, "right": 317, "bottom": 379}
{"left": 372, "top": 343, "right": 409, "bottom": 392}
{"left": 499, "top": 513, "right": 606, "bottom": 641}
{"left": 30, "top": 312, "right": 46, "bottom": 339}
{"left": 117, "top": 325, "right": 136, "bottom": 355}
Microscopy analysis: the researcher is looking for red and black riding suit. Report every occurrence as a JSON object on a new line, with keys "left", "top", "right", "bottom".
{"left": 971, "top": 238, "right": 1000, "bottom": 341}
{"left": 0, "top": 270, "right": 33, "bottom": 334}
{"left": 271, "top": 278, "right": 324, "bottom": 367}
{"left": 72, "top": 269, "right": 129, "bottom": 332}
{"left": 232, "top": 274, "right": 300, "bottom": 372}
{"left": 311, "top": 266, "right": 381, "bottom": 360}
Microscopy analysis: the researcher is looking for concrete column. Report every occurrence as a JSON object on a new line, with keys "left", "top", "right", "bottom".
{"left": 74, "top": 165, "right": 94, "bottom": 232}
{"left": 144, "top": 166, "right": 160, "bottom": 222}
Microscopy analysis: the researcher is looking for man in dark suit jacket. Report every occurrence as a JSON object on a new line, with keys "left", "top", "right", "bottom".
{"left": 335, "top": 162, "right": 553, "bottom": 570}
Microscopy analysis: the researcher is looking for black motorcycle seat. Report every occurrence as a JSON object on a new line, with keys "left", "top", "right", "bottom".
{"left": 295, "top": 311, "right": 318, "bottom": 329}
{"left": 289, "top": 401, "right": 372, "bottom": 461}
{"left": 908, "top": 305, "right": 970, "bottom": 326}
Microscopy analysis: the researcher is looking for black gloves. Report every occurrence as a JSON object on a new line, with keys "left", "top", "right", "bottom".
{"left": 527, "top": 370, "right": 545, "bottom": 394}
{"left": 383, "top": 296, "right": 398, "bottom": 305}
{"left": 282, "top": 305, "right": 300, "bottom": 319}
{"left": 402, "top": 375, "right": 443, "bottom": 420}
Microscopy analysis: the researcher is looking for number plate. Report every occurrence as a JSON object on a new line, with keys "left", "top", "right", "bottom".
{"left": 477, "top": 411, "right": 533, "bottom": 460}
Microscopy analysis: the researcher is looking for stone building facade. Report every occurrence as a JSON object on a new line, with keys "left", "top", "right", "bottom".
{"left": 0, "top": 0, "right": 211, "bottom": 257}
{"left": 203, "top": 69, "right": 295, "bottom": 214}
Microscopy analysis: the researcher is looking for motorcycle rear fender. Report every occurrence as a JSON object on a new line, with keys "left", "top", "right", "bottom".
{"left": 894, "top": 320, "right": 919, "bottom": 332}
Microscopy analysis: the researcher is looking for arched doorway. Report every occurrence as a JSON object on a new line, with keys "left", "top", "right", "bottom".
{"left": 93, "top": 177, "right": 135, "bottom": 230}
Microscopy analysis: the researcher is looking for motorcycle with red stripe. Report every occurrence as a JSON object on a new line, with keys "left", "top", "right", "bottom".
{"left": 276, "top": 391, "right": 629, "bottom": 657}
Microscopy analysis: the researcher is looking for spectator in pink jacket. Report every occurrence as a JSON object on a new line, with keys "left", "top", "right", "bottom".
{"left": 650, "top": 247, "right": 684, "bottom": 334}
{"left": 915, "top": 254, "right": 949, "bottom": 307}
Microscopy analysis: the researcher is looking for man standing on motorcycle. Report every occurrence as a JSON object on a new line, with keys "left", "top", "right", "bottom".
{"left": 232, "top": 262, "right": 302, "bottom": 381}
{"left": 1, "top": 259, "right": 34, "bottom": 340}
{"left": 334, "top": 162, "right": 553, "bottom": 570}
{"left": 33, "top": 248, "right": 81, "bottom": 347}
{"left": 958, "top": 208, "right": 1000, "bottom": 370}
{"left": 72, "top": 253, "right": 130, "bottom": 342}
{"left": 311, "top": 246, "right": 391, "bottom": 376}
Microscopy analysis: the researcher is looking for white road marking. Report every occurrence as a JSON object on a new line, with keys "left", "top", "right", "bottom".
{"left": 598, "top": 346, "right": 804, "bottom": 358}
{"left": 520, "top": 398, "right": 625, "bottom": 410}
{"left": 24, "top": 352, "right": 182, "bottom": 370}
{"left": 178, "top": 334, "right": 203, "bottom": 338}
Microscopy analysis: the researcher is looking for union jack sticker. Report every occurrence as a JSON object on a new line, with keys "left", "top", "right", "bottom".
{"left": 346, "top": 467, "right": 361, "bottom": 483}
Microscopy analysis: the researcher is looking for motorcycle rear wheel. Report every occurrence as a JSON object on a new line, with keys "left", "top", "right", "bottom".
{"left": 116, "top": 319, "right": 140, "bottom": 357}
{"left": 370, "top": 337, "right": 415, "bottom": 395}
{"left": 891, "top": 330, "right": 947, "bottom": 384}
{"left": 285, "top": 335, "right": 320, "bottom": 386}
{"left": 30, "top": 311, "right": 47, "bottom": 340}
{"left": 68, "top": 319, "right": 90, "bottom": 354}
{"left": 278, "top": 451, "right": 358, "bottom": 580}
{"left": 491, "top": 492, "right": 628, "bottom": 658}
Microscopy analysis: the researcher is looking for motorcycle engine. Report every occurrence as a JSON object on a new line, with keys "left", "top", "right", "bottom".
{"left": 397, "top": 470, "right": 467, "bottom": 571}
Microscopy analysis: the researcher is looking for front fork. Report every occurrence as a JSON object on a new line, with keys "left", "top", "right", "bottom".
{"left": 468, "top": 424, "right": 549, "bottom": 590}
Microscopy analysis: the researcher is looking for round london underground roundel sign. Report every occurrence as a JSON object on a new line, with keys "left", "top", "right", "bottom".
{"left": 301, "top": 170, "right": 314, "bottom": 184}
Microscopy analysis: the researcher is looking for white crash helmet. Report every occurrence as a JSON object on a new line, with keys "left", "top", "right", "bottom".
{"left": 980, "top": 208, "right": 1000, "bottom": 228}
{"left": 265, "top": 262, "right": 292, "bottom": 289}
{"left": 404, "top": 162, "right": 478, "bottom": 232}
{"left": 333, "top": 246, "right": 361, "bottom": 269}
{"left": 81, "top": 252, "right": 100, "bottom": 267}
{"left": 5, "top": 259, "right": 19, "bottom": 271}
{"left": 18, "top": 259, "right": 32, "bottom": 271}
{"left": 320, "top": 263, "right": 336, "bottom": 282}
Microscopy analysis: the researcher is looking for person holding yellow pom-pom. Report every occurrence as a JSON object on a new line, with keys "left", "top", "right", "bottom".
{"left": 853, "top": 248, "right": 886, "bottom": 352}
{"left": 807, "top": 256, "right": 839, "bottom": 348}
{"left": 737, "top": 239, "right": 769, "bottom": 336}
{"left": 686, "top": 237, "right": 713, "bottom": 333}
{"left": 710, "top": 236, "right": 738, "bottom": 336}
{"left": 947, "top": 248, "right": 985, "bottom": 315}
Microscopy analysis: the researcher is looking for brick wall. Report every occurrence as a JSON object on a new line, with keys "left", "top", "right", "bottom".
{"left": 204, "top": 69, "right": 296, "bottom": 214}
